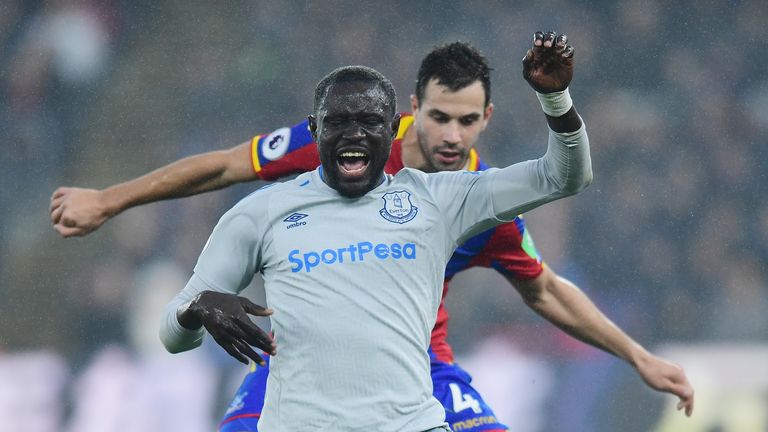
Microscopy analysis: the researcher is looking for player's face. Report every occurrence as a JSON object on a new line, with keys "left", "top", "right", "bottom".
{"left": 411, "top": 79, "right": 493, "bottom": 172}
{"left": 309, "top": 80, "right": 399, "bottom": 198}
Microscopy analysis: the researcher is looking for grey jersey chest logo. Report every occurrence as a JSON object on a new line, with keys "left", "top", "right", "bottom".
{"left": 379, "top": 190, "right": 418, "bottom": 224}
{"left": 283, "top": 212, "right": 308, "bottom": 229}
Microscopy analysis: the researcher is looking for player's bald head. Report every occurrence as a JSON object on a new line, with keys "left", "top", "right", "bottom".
{"left": 314, "top": 66, "right": 397, "bottom": 117}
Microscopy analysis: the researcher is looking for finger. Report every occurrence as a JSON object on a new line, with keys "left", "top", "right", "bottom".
{"left": 237, "top": 318, "right": 275, "bottom": 346}
{"left": 234, "top": 339, "right": 266, "bottom": 366}
{"left": 670, "top": 382, "right": 694, "bottom": 417}
{"left": 236, "top": 319, "right": 277, "bottom": 354}
{"left": 677, "top": 398, "right": 694, "bottom": 417}
{"left": 533, "top": 31, "right": 544, "bottom": 47}
{"left": 50, "top": 187, "right": 69, "bottom": 201}
{"left": 211, "top": 333, "right": 250, "bottom": 365}
{"left": 229, "top": 316, "right": 270, "bottom": 346}
{"left": 668, "top": 369, "right": 692, "bottom": 393}
{"left": 51, "top": 205, "right": 64, "bottom": 224}
{"left": 222, "top": 341, "right": 250, "bottom": 365}
{"left": 556, "top": 34, "right": 568, "bottom": 48}
{"left": 240, "top": 297, "right": 273, "bottom": 317}
{"left": 561, "top": 45, "right": 575, "bottom": 58}
{"left": 49, "top": 195, "right": 65, "bottom": 215}
{"left": 543, "top": 31, "right": 556, "bottom": 47}
{"left": 522, "top": 49, "right": 535, "bottom": 67}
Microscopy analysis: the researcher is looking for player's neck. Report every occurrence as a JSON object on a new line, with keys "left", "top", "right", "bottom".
{"left": 400, "top": 127, "right": 425, "bottom": 170}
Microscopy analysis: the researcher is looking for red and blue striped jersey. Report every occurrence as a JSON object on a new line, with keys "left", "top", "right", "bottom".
{"left": 248, "top": 113, "right": 544, "bottom": 363}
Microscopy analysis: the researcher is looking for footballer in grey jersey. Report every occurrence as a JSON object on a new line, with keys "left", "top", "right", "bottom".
{"left": 161, "top": 126, "right": 590, "bottom": 431}
{"left": 161, "top": 62, "right": 590, "bottom": 431}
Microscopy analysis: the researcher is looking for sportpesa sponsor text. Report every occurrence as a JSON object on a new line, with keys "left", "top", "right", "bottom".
{"left": 289, "top": 241, "right": 417, "bottom": 272}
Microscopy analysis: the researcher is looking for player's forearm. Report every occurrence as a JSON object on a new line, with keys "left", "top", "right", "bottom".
{"left": 100, "top": 148, "right": 252, "bottom": 216}
{"left": 490, "top": 123, "right": 592, "bottom": 219}
{"left": 533, "top": 89, "right": 591, "bottom": 196}
{"left": 522, "top": 275, "right": 648, "bottom": 366}
{"left": 538, "top": 121, "right": 592, "bottom": 196}
{"left": 536, "top": 89, "right": 583, "bottom": 133}
{"left": 160, "top": 275, "right": 226, "bottom": 353}
{"left": 545, "top": 106, "right": 582, "bottom": 133}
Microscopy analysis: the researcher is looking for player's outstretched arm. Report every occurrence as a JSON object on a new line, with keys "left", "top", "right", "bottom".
{"left": 49, "top": 140, "right": 255, "bottom": 237}
{"left": 480, "top": 31, "right": 591, "bottom": 224}
{"left": 510, "top": 267, "right": 695, "bottom": 417}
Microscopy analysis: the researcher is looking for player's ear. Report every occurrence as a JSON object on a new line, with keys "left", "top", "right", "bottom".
{"left": 409, "top": 94, "right": 420, "bottom": 113}
{"left": 308, "top": 114, "right": 318, "bottom": 139}
{"left": 390, "top": 113, "right": 401, "bottom": 139}
{"left": 482, "top": 102, "right": 494, "bottom": 130}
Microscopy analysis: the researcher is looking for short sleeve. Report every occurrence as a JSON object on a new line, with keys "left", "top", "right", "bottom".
{"left": 250, "top": 120, "right": 321, "bottom": 180}
{"left": 472, "top": 216, "right": 544, "bottom": 280}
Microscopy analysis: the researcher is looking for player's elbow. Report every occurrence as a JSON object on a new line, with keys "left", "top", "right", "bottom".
{"left": 515, "top": 268, "right": 563, "bottom": 306}
{"left": 559, "top": 164, "right": 593, "bottom": 197}
{"left": 520, "top": 288, "right": 545, "bottom": 308}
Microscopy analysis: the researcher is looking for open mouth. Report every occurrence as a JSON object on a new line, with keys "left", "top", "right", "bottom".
{"left": 336, "top": 149, "right": 370, "bottom": 179}
{"left": 435, "top": 149, "right": 462, "bottom": 165}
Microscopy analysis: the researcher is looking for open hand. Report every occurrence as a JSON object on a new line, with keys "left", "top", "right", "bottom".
{"left": 185, "top": 291, "right": 277, "bottom": 365}
{"left": 635, "top": 353, "right": 695, "bottom": 417}
{"left": 522, "top": 31, "right": 574, "bottom": 93}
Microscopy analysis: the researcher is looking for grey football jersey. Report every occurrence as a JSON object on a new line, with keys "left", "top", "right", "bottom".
{"left": 161, "top": 125, "right": 591, "bottom": 431}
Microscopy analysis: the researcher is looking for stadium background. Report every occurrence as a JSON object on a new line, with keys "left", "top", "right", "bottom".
{"left": 1, "top": 1, "right": 767, "bottom": 431}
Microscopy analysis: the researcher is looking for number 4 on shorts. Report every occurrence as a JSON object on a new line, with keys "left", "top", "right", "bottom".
{"left": 449, "top": 383, "right": 482, "bottom": 414}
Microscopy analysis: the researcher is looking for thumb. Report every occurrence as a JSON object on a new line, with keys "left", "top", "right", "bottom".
{"left": 51, "top": 187, "right": 71, "bottom": 200}
{"left": 55, "top": 224, "right": 84, "bottom": 238}
{"left": 240, "top": 297, "right": 273, "bottom": 316}
{"left": 522, "top": 49, "right": 534, "bottom": 64}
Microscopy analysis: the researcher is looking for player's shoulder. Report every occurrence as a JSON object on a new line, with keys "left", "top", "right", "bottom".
{"left": 392, "top": 167, "right": 426, "bottom": 180}
{"left": 232, "top": 172, "right": 314, "bottom": 213}
{"left": 392, "top": 167, "right": 492, "bottom": 188}
{"left": 390, "top": 167, "right": 434, "bottom": 189}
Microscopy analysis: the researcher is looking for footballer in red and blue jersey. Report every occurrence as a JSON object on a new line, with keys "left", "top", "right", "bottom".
{"left": 219, "top": 114, "right": 543, "bottom": 432}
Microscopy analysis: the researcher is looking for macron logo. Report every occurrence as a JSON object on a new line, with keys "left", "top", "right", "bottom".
{"left": 284, "top": 212, "right": 308, "bottom": 229}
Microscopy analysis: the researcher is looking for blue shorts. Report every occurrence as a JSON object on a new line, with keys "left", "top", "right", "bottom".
{"left": 431, "top": 360, "right": 509, "bottom": 432}
{"left": 218, "top": 355, "right": 270, "bottom": 432}
{"left": 218, "top": 356, "right": 508, "bottom": 432}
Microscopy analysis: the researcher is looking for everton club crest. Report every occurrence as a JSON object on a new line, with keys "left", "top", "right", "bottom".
{"left": 380, "top": 190, "right": 418, "bottom": 224}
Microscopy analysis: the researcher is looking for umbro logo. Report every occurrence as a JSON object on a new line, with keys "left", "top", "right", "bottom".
{"left": 284, "top": 212, "right": 308, "bottom": 229}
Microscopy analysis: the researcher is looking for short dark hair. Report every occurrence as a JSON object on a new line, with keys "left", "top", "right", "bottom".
{"left": 314, "top": 65, "right": 397, "bottom": 115}
{"left": 415, "top": 41, "right": 492, "bottom": 107}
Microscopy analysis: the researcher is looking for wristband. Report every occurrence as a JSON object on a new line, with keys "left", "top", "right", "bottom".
{"left": 536, "top": 88, "right": 573, "bottom": 117}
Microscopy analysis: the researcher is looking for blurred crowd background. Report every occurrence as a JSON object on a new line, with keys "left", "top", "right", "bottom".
{"left": 1, "top": 1, "right": 767, "bottom": 431}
